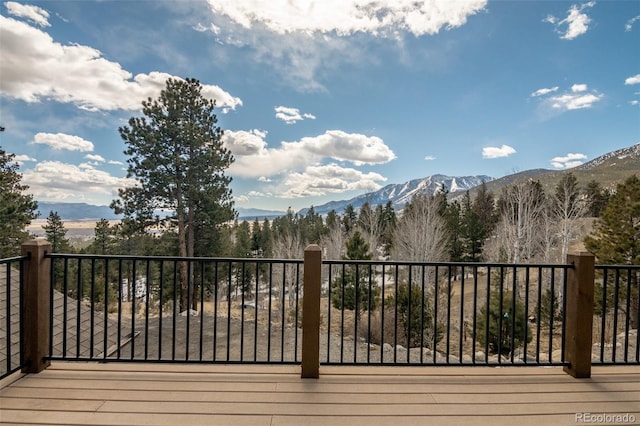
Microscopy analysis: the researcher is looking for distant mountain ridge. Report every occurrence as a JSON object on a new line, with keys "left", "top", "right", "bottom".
{"left": 298, "top": 174, "right": 493, "bottom": 215}
{"left": 37, "top": 202, "right": 120, "bottom": 220}
{"left": 36, "top": 143, "right": 639, "bottom": 221}
{"left": 36, "top": 203, "right": 285, "bottom": 221}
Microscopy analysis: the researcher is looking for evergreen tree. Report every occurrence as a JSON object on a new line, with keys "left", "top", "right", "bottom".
{"left": 330, "top": 231, "right": 380, "bottom": 317}
{"left": 0, "top": 147, "right": 38, "bottom": 257}
{"left": 112, "top": 77, "right": 236, "bottom": 311}
{"left": 260, "top": 218, "right": 272, "bottom": 256}
{"left": 341, "top": 204, "right": 357, "bottom": 235}
{"left": 87, "top": 219, "right": 115, "bottom": 255}
{"left": 585, "top": 175, "right": 640, "bottom": 327}
{"left": 43, "top": 211, "right": 74, "bottom": 293}
{"left": 232, "top": 221, "right": 254, "bottom": 297}
{"left": 585, "top": 175, "right": 640, "bottom": 265}
{"left": 379, "top": 201, "right": 397, "bottom": 255}
{"left": 325, "top": 210, "right": 339, "bottom": 231}
{"left": 472, "top": 181, "right": 497, "bottom": 230}
{"left": 43, "top": 211, "right": 72, "bottom": 253}
{"left": 461, "top": 191, "right": 486, "bottom": 262}
{"left": 301, "top": 206, "right": 324, "bottom": 244}
{"left": 250, "top": 218, "right": 263, "bottom": 256}
{"left": 476, "top": 291, "right": 531, "bottom": 355}
{"left": 385, "top": 283, "right": 442, "bottom": 348}
{"left": 233, "top": 220, "right": 252, "bottom": 258}
{"left": 585, "top": 180, "right": 610, "bottom": 217}
{"left": 444, "top": 199, "right": 464, "bottom": 262}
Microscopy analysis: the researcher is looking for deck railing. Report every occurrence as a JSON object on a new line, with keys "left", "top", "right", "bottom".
{"left": 46, "top": 253, "right": 304, "bottom": 365}
{"left": 322, "top": 259, "right": 572, "bottom": 367}
{"left": 592, "top": 265, "right": 640, "bottom": 365}
{"left": 1, "top": 240, "right": 638, "bottom": 380}
{"left": 0, "top": 255, "right": 27, "bottom": 378}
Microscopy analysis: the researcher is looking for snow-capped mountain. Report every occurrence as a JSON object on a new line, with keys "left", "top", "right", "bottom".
{"left": 298, "top": 174, "right": 493, "bottom": 215}
{"left": 577, "top": 143, "right": 640, "bottom": 170}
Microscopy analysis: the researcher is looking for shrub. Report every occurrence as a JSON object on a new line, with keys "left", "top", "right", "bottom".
{"left": 476, "top": 290, "right": 531, "bottom": 355}
{"left": 330, "top": 269, "right": 380, "bottom": 317}
{"left": 383, "top": 283, "right": 443, "bottom": 348}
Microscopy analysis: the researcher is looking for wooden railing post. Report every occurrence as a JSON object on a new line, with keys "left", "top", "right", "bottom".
{"left": 21, "top": 239, "right": 51, "bottom": 373}
{"left": 563, "top": 251, "right": 595, "bottom": 378}
{"left": 301, "top": 244, "right": 322, "bottom": 379}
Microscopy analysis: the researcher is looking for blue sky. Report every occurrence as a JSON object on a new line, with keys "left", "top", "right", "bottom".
{"left": 1, "top": 1, "right": 639, "bottom": 212}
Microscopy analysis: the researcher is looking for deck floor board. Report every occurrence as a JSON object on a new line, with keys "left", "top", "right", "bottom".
{"left": 1, "top": 363, "right": 639, "bottom": 425}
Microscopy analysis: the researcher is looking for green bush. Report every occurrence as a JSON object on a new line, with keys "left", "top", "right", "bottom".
{"left": 476, "top": 290, "right": 531, "bottom": 355}
{"left": 385, "top": 283, "right": 443, "bottom": 348}
{"left": 330, "top": 269, "right": 380, "bottom": 316}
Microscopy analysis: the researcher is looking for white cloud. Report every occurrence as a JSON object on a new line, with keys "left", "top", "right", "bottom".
{"left": 108, "top": 160, "right": 124, "bottom": 165}
{"left": 204, "top": 1, "right": 487, "bottom": 91}
{"left": 0, "top": 15, "right": 242, "bottom": 112}
{"left": 532, "top": 83, "right": 603, "bottom": 112}
{"left": 281, "top": 163, "right": 386, "bottom": 198}
{"left": 546, "top": 2, "right": 595, "bottom": 40}
{"left": 222, "top": 129, "right": 268, "bottom": 156}
{"left": 531, "top": 87, "right": 559, "bottom": 97}
{"left": 32, "top": 132, "right": 94, "bottom": 152}
{"left": 227, "top": 129, "right": 396, "bottom": 178}
{"left": 550, "top": 153, "right": 587, "bottom": 169}
{"left": 424, "top": 155, "right": 436, "bottom": 161}
{"left": 630, "top": 100, "right": 639, "bottom": 106}
{"left": 21, "top": 161, "right": 136, "bottom": 203}
{"left": 226, "top": 128, "right": 394, "bottom": 198}
{"left": 247, "top": 190, "right": 269, "bottom": 197}
{"left": 625, "top": 15, "right": 640, "bottom": 32}
{"left": 550, "top": 93, "right": 602, "bottom": 110}
{"left": 482, "top": 145, "right": 516, "bottom": 159}
{"left": 275, "top": 106, "right": 316, "bottom": 124}
{"left": 4, "top": 1, "right": 49, "bottom": 27}
{"left": 13, "top": 154, "right": 36, "bottom": 165}
{"left": 296, "top": 130, "right": 396, "bottom": 166}
{"left": 207, "top": 0, "right": 487, "bottom": 37}
{"left": 571, "top": 83, "right": 588, "bottom": 92}
{"left": 625, "top": 74, "right": 640, "bottom": 85}
{"left": 85, "top": 154, "right": 105, "bottom": 162}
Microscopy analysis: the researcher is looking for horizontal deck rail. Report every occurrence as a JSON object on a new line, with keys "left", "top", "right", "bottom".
{"left": 1, "top": 240, "right": 638, "bottom": 379}
{"left": 45, "top": 253, "right": 304, "bottom": 365}
{"left": 322, "top": 259, "right": 572, "bottom": 367}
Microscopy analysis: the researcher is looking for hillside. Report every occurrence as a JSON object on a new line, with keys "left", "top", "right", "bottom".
{"left": 463, "top": 143, "right": 640, "bottom": 200}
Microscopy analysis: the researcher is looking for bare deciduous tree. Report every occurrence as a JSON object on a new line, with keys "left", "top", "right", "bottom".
{"left": 271, "top": 229, "right": 305, "bottom": 306}
{"left": 357, "top": 202, "right": 385, "bottom": 259}
{"left": 491, "top": 180, "right": 545, "bottom": 264}
{"left": 552, "top": 173, "right": 589, "bottom": 263}
{"left": 391, "top": 193, "right": 449, "bottom": 263}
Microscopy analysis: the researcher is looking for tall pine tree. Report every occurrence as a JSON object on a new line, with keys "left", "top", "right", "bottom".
{"left": 112, "top": 78, "right": 236, "bottom": 311}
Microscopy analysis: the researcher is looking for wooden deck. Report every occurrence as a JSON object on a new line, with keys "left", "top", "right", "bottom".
{"left": 1, "top": 363, "right": 639, "bottom": 425}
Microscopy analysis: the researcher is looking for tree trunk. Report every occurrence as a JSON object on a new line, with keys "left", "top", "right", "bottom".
{"left": 177, "top": 211, "right": 188, "bottom": 313}
{"left": 187, "top": 208, "right": 197, "bottom": 311}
